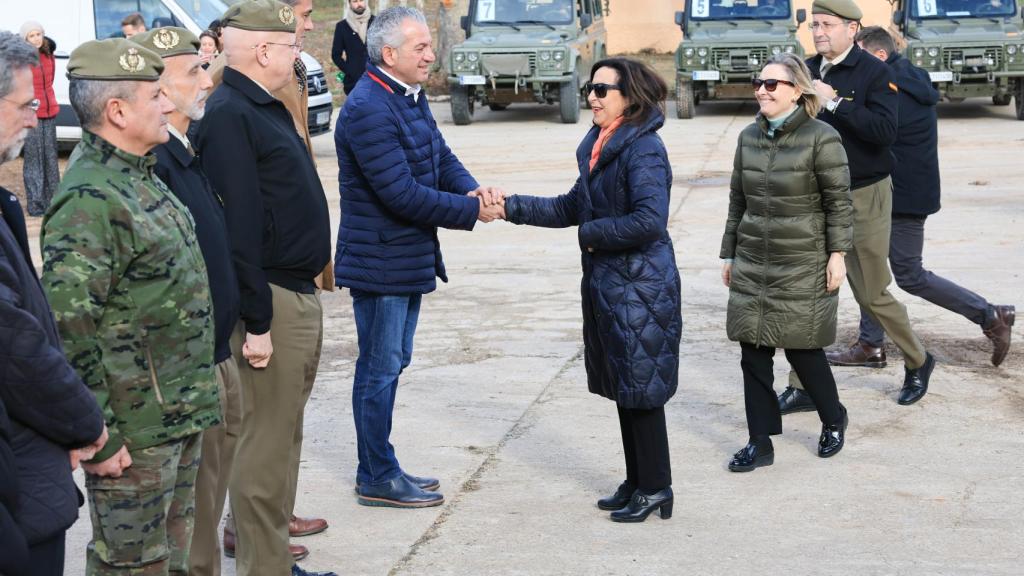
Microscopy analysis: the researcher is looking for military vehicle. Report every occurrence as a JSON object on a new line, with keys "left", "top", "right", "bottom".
{"left": 448, "top": 0, "right": 608, "bottom": 125}
{"left": 673, "top": 0, "right": 807, "bottom": 119}
{"left": 892, "top": 0, "right": 1024, "bottom": 120}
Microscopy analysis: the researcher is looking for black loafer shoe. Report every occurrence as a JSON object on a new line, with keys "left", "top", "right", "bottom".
{"left": 728, "top": 442, "right": 774, "bottom": 472}
{"left": 778, "top": 386, "right": 816, "bottom": 415}
{"left": 356, "top": 475, "right": 444, "bottom": 508}
{"left": 597, "top": 481, "right": 636, "bottom": 511}
{"left": 818, "top": 408, "right": 848, "bottom": 458}
{"left": 291, "top": 565, "right": 338, "bottom": 576}
{"left": 355, "top": 472, "right": 440, "bottom": 493}
{"left": 609, "top": 488, "right": 673, "bottom": 523}
{"left": 898, "top": 352, "right": 935, "bottom": 406}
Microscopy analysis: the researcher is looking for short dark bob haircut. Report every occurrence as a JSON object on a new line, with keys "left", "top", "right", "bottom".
{"left": 589, "top": 57, "right": 668, "bottom": 125}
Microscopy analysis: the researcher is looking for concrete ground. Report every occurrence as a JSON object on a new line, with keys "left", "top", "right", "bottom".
{"left": 52, "top": 97, "right": 1022, "bottom": 575}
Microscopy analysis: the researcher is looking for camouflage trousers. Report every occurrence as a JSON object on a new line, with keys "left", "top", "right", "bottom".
{"left": 85, "top": 433, "right": 203, "bottom": 575}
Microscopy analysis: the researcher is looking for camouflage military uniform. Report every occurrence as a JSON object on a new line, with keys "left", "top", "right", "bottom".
{"left": 41, "top": 131, "right": 219, "bottom": 575}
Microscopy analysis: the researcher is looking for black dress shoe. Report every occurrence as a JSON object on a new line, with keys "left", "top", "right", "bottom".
{"left": 898, "top": 352, "right": 935, "bottom": 405}
{"left": 778, "top": 386, "right": 816, "bottom": 415}
{"left": 291, "top": 565, "right": 338, "bottom": 576}
{"left": 355, "top": 472, "right": 440, "bottom": 493}
{"left": 728, "top": 443, "right": 774, "bottom": 472}
{"left": 609, "top": 488, "right": 673, "bottom": 523}
{"left": 356, "top": 474, "right": 444, "bottom": 508}
{"left": 597, "top": 481, "right": 636, "bottom": 511}
{"left": 818, "top": 408, "right": 848, "bottom": 458}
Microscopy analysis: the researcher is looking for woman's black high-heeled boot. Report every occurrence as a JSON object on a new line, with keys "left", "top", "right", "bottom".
{"left": 609, "top": 487, "right": 673, "bottom": 523}
{"left": 597, "top": 481, "right": 636, "bottom": 511}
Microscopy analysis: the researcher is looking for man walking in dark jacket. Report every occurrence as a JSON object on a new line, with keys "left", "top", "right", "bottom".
{"left": 334, "top": 6, "right": 504, "bottom": 509}
{"left": 854, "top": 26, "right": 1015, "bottom": 367}
{"left": 332, "top": 0, "right": 373, "bottom": 94}
{"left": 0, "top": 31, "right": 107, "bottom": 575}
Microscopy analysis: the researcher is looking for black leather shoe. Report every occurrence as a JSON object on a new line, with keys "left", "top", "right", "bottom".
{"left": 355, "top": 472, "right": 440, "bottom": 493}
{"left": 291, "top": 565, "right": 338, "bottom": 576}
{"left": 818, "top": 408, "right": 848, "bottom": 458}
{"left": 728, "top": 443, "right": 774, "bottom": 472}
{"left": 356, "top": 474, "right": 444, "bottom": 508}
{"left": 778, "top": 386, "right": 816, "bottom": 415}
{"left": 609, "top": 488, "right": 673, "bottom": 523}
{"left": 898, "top": 352, "right": 935, "bottom": 406}
{"left": 597, "top": 481, "right": 636, "bottom": 511}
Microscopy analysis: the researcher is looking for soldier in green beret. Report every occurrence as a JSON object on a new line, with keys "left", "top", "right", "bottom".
{"left": 39, "top": 37, "right": 219, "bottom": 575}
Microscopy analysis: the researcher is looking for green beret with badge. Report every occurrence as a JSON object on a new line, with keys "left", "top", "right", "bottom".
{"left": 67, "top": 38, "right": 163, "bottom": 81}
{"left": 811, "top": 0, "right": 863, "bottom": 21}
{"left": 130, "top": 27, "right": 200, "bottom": 58}
{"left": 220, "top": 0, "right": 297, "bottom": 33}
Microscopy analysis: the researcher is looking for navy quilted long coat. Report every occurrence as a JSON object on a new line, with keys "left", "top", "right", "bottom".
{"left": 505, "top": 111, "right": 681, "bottom": 409}
{"left": 333, "top": 63, "right": 480, "bottom": 294}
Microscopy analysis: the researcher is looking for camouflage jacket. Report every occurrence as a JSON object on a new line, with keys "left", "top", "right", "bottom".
{"left": 41, "top": 132, "right": 219, "bottom": 463}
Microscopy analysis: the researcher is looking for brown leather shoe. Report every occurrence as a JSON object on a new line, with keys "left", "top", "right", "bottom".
{"left": 983, "top": 305, "right": 1015, "bottom": 367}
{"left": 826, "top": 341, "right": 887, "bottom": 368}
{"left": 222, "top": 527, "right": 310, "bottom": 561}
{"left": 289, "top": 514, "right": 328, "bottom": 537}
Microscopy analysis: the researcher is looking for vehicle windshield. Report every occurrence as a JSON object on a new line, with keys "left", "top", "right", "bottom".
{"left": 167, "top": 0, "right": 231, "bottom": 29}
{"left": 474, "top": 0, "right": 575, "bottom": 25}
{"left": 909, "top": 0, "right": 1018, "bottom": 19}
{"left": 689, "top": 0, "right": 793, "bottom": 20}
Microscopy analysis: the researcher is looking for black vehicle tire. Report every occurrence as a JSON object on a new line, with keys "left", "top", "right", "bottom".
{"left": 676, "top": 75, "right": 694, "bottom": 119}
{"left": 488, "top": 103, "right": 509, "bottom": 111}
{"left": 451, "top": 85, "right": 474, "bottom": 125}
{"left": 992, "top": 93, "right": 1012, "bottom": 106}
{"left": 1015, "top": 79, "right": 1024, "bottom": 120}
{"left": 560, "top": 72, "right": 581, "bottom": 124}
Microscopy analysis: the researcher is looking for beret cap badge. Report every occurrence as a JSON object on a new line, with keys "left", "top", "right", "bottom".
{"left": 152, "top": 28, "right": 181, "bottom": 50}
{"left": 119, "top": 48, "right": 146, "bottom": 73}
{"left": 279, "top": 6, "right": 295, "bottom": 25}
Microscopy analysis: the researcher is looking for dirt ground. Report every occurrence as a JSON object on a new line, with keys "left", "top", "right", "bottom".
{"left": 9, "top": 95, "right": 1019, "bottom": 575}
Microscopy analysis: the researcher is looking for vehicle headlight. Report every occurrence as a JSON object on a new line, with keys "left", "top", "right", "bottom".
{"left": 539, "top": 51, "right": 551, "bottom": 61}
{"left": 914, "top": 48, "right": 924, "bottom": 58}
{"left": 1009, "top": 45, "right": 1018, "bottom": 55}
{"left": 927, "top": 47, "right": 939, "bottom": 57}
{"left": 785, "top": 45, "right": 795, "bottom": 54}
{"left": 454, "top": 53, "right": 466, "bottom": 63}
{"left": 697, "top": 47, "right": 708, "bottom": 57}
{"left": 467, "top": 52, "right": 479, "bottom": 62}
{"left": 553, "top": 51, "right": 564, "bottom": 61}
{"left": 684, "top": 47, "right": 695, "bottom": 57}
{"left": 771, "top": 46, "right": 782, "bottom": 55}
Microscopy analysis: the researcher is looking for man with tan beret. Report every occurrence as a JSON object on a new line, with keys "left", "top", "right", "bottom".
{"left": 779, "top": 0, "right": 936, "bottom": 414}
{"left": 40, "top": 38, "right": 219, "bottom": 575}
{"left": 129, "top": 27, "right": 244, "bottom": 576}
{"left": 195, "top": 2, "right": 333, "bottom": 575}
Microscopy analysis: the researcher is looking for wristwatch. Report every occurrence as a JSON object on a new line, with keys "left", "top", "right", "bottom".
{"left": 825, "top": 95, "right": 842, "bottom": 113}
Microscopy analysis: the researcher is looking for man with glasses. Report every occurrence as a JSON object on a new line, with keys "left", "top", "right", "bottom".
{"left": 195, "top": 2, "right": 333, "bottom": 575}
{"left": 779, "top": 0, "right": 935, "bottom": 414}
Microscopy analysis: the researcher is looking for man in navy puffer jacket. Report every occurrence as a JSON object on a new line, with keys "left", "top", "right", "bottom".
{"left": 334, "top": 7, "right": 504, "bottom": 508}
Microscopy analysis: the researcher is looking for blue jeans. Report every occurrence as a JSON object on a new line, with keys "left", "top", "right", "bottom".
{"left": 350, "top": 289, "right": 422, "bottom": 486}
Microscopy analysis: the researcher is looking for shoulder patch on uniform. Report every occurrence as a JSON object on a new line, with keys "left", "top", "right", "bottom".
{"left": 889, "top": 82, "right": 899, "bottom": 92}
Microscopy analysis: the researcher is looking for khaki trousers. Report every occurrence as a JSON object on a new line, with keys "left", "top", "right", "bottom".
{"left": 188, "top": 331, "right": 244, "bottom": 576}
{"left": 230, "top": 285, "right": 323, "bottom": 576}
{"left": 792, "top": 177, "right": 927, "bottom": 389}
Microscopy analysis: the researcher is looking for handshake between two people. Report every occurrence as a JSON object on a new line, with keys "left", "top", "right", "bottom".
{"left": 468, "top": 186, "right": 508, "bottom": 223}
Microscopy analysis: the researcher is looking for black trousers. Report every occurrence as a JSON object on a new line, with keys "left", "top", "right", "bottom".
{"left": 617, "top": 405, "right": 671, "bottom": 492}
{"left": 740, "top": 343, "right": 844, "bottom": 437}
{"left": 25, "top": 532, "right": 65, "bottom": 576}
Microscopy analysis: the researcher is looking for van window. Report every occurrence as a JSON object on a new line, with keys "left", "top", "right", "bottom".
{"left": 94, "top": 0, "right": 180, "bottom": 39}
{"left": 166, "top": 0, "right": 230, "bottom": 30}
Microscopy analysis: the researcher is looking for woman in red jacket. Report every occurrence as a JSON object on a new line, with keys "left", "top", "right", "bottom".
{"left": 19, "top": 21, "right": 60, "bottom": 217}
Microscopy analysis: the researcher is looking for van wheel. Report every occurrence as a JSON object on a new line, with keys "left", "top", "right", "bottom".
{"left": 488, "top": 103, "right": 509, "bottom": 111}
{"left": 1016, "top": 80, "right": 1024, "bottom": 120}
{"left": 992, "top": 93, "right": 1012, "bottom": 106}
{"left": 676, "top": 75, "right": 694, "bottom": 119}
{"left": 560, "top": 73, "right": 581, "bottom": 123}
{"left": 451, "top": 85, "right": 474, "bottom": 125}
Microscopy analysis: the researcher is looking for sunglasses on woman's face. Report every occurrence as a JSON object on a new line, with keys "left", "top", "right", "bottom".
{"left": 585, "top": 82, "right": 621, "bottom": 99}
{"left": 751, "top": 78, "right": 796, "bottom": 92}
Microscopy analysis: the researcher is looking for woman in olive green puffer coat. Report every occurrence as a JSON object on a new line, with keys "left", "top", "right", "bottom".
{"left": 719, "top": 53, "right": 854, "bottom": 473}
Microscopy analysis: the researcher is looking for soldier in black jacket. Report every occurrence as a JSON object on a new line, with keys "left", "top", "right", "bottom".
{"left": 853, "top": 26, "right": 1015, "bottom": 368}
{"left": 779, "top": 0, "right": 936, "bottom": 413}
{"left": 331, "top": 0, "right": 373, "bottom": 94}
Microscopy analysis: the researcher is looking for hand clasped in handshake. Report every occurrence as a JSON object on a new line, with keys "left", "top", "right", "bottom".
{"left": 468, "top": 186, "right": 507, "bottom": 223}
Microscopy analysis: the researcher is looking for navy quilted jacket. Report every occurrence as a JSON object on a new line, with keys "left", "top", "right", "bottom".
{"left": 505, "top": 111, "right": 681, "bottom": 409}
{"left": 334, "top": 63, "right": 480, "bottom": 294}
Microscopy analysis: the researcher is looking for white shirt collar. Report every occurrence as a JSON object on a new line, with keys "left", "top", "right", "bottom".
{"left": 822, "top": 44, "right": 855, "bottom": 74}
{"left": 167, "top": 124, "right": 190, "bottom": 152}
{"left": 251, "top": 78, "right": 275, "bottom": 97}
{"left": 377, "top": 67, "right": 421, "bottom": 102}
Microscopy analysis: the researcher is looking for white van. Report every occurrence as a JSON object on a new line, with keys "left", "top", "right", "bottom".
{"left": 2, "top": 0, "right": 333, "bottom": 146}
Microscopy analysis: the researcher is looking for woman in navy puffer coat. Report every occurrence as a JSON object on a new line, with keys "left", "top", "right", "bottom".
{"left": 505, "top": 58, "right": 681, "bottom": 524}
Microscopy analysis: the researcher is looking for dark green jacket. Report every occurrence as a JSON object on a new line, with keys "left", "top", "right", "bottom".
{"left": 41, "top": 132, "right": 219, "bottom": 463}
{"left": 720, "top": 108, "right": 853, "bottom": 349}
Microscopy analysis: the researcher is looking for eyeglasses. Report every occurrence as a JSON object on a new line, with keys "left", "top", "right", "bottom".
{"left": 253, "top": 42, "right": 301, "bottom": 54}
{"left": 751, "top": 78, "right": 795, "bottom": 92}
{"left": 1, "top": 96, "right": 40, "bottom": 114}
{"left": 584, "top": 82, "right": 620, "bottom": 99}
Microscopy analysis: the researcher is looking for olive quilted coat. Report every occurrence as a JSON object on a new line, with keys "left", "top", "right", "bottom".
{"left": 720, "top": 107, "right": 853, "bottom": 349}
{"left": 505, "top": 110, "right": 681, "bottom": 409}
